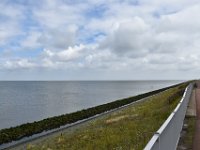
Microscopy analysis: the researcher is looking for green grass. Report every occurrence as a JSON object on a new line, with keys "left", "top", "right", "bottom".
{"left": 26, "top": 84, "right": 186, "bottom": 150}
{"left": 177, "top": 116, "right": 196, "bottom": 150}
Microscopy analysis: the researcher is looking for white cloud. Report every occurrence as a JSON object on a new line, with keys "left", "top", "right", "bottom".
{"left": 33, "top": 0, "right": 85, "bottom": 29}
{"left": 37, "top": 25, "right": 78, "bottom": 50}
{"left": 0, "top": 1, "right": 24, "bottom": 45}
{"left": 43, "top": 44, "right": 85, "bottom": 62}
{"left": 2, "top": 59, "right": 36, "bottom": 70}
{"left": 20, "top": 31, "right": 42, "bottom": 49}
{"left": 1, "top": 0, "right": 200, "bottom": 79}
{"left": 99, "top": 17, "right": 152, "bottom": 57}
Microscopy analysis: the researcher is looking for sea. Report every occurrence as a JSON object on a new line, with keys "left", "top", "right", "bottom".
{"left": 0, "top": 80, "right": 183, "bottom": 130}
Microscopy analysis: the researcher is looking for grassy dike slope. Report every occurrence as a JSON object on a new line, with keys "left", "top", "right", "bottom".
{"left": 25, "top": 84, "right": 187, "bottom": 150}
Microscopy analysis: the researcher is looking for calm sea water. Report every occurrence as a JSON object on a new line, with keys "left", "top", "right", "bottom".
{"left": 0, "top": 81, "right": 182, "bottom": 129}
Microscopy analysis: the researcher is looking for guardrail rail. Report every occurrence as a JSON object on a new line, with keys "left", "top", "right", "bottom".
{"left": 144, "top": 83, "right": 193, "bottom": 150}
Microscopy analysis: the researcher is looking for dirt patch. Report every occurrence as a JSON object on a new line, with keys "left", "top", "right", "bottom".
{"left": 105, "top": 115, "right": 129, "bottom": 124}
{"left": 105, "top": 114, "right": 138, "bottom": 124}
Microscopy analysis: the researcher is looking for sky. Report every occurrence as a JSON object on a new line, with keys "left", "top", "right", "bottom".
{"left": 0, "top": 0, "right": 200, "bottom": 80}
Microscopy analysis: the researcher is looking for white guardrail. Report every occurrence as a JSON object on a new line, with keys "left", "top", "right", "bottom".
{"left": 144, "top": 83, "right": 193, "bottom": 150}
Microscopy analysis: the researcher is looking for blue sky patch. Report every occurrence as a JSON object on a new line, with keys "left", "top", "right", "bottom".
{"left": 85, "top": 4, "right": 107, "bottom": 18}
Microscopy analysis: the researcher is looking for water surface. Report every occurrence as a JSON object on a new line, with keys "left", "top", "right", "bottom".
{"left": 0, "top": 81, "right": 182, "bottom": 129}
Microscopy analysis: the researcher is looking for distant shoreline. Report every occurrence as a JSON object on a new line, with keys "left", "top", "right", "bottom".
{"left": 0, "top": 80, "right": 184, "bottom": 82}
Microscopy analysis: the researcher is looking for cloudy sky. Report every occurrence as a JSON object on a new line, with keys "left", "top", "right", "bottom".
{"left": 0, "top": 0, "right": 200, "bottom": 80}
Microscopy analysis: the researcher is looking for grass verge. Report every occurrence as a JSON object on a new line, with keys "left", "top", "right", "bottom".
{"left": 177, "top": 116, "right": 196, "bottom": 150}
